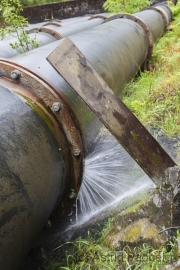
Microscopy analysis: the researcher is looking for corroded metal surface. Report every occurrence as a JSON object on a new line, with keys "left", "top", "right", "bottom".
{"left": 0, "top": 84, "right": 65, "bottom": 270}
{"left": 9, "top": 17, "right": 149, "bottom": 154}
{"left": 0, "top": 4, "right": 173, "bottom": 268}
{"left": 39, "top": 27, "right": 63, "bottom": 39}
{"left": 47, "top": 38, "right": 176, "bottom": 182}
{"left": 0, "top": 58, "right": 84, "bottom": 200}
{"left": 0, "top": 57, "right": 84, "bottom": 269}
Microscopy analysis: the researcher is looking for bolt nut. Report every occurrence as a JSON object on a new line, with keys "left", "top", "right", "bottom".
{"left": 69, "top": 189, "right": 76, "bottom": 199}
{"left": 73, "top": 148, "right": 81, "bottom": 156}
{"left": 52, "top": 102, "right": 61, "bottom": 112}
{"left": 11, "top": 70, "right": 21, "bottom": 79}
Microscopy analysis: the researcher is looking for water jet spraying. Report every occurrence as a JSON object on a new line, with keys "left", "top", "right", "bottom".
{"left": 0, "top": 3, "right": 176, "bottom": 269}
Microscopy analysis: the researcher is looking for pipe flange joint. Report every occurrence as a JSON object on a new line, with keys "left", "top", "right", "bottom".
{"left": 0, "top": 59, "right": 84, "bottom": 219}
{"left": 113, "top": 13, "right": 154, "bottom": 70}
{"left": 148, "top": 6, "right": 168, "bottom": 33}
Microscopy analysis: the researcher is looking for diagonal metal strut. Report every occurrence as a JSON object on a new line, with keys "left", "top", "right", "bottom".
{"left": 47, "top": 37, "right": 176, "bottom": 183}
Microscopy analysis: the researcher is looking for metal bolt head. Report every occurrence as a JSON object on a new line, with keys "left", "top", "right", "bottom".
{"left": 45, "top": 220, "right": 52, "bottom": 228}
{"left": 69, "top": 189, "right": 76, "bottom": 199}
{"left": 52, "top": 102, "right": 61, "bottom": 112}
{"left": 73, "top": 148, "right": 81, "bottom": 156}
{"left": 11, "top": 70, "right": 21, "bottom": 79}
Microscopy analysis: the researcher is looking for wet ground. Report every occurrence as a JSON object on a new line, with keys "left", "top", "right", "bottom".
{"left": 20, "top": 128, "right": 180, "bottom": 270}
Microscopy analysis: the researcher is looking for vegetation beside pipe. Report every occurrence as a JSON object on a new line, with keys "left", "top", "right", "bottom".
{"left": 123, "top": 1, "right": 180, "bottom": 139}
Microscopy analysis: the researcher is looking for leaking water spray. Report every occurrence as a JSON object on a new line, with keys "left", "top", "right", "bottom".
{"left": 0, "top": 3, "right": 176, "bottom": 270}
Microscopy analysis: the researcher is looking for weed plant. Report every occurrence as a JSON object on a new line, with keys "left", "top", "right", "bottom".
{"left": 45, "top": 223, "right": 179, "bottom": 270}
{"left": 0, "top": 0, "right": 39, "bottom": 52}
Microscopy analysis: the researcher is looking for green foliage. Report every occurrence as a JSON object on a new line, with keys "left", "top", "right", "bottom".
{"left": 9, "top": 28, "right": 39, "bottom": 53}
{"left": 19, "top": 0, "right": 64, "bottom": 6}
{"left": 123, "top": 2, "right": 180, "bottom": 137}
{"left": 0, "top": 0, "right": 27, "bottom": 27}
{"left": 103, "top": 0, "right": 151, "bottom": 14}
{"left": 0, "top": 0, "right": 39, "bottom": 53}
{"left": 44, "top": 219, "right": 178, "bottom": 270}
{"left": 46, "top": 232, "right": 119, "bottom": 270}
{"left": 45, "top": 229, "right": 178, "bottom": 269}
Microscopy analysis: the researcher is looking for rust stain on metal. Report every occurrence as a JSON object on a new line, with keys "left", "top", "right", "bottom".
{"left": 47, "top": 38, "right": 176, "bottom": 183}
{"left": 0, "top": 58, "right": 84, "bottom": 218}
{"left": 40, "top": 27, "right": 63, "bottom": 39}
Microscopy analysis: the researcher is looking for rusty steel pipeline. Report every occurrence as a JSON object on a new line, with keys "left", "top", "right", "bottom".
{"left": 0, "top": 3, "right": 172, "bottom": 270}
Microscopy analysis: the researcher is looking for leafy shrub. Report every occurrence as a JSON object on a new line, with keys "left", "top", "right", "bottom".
{"left": 103, "top": 0, "right": 151, "bottom": 14}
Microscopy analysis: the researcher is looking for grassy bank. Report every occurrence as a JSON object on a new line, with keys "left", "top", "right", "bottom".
{"left": 45, "top": 220, "right": 179, "bottom": 270}
{"left": 123, "top": 2, "right": 180, "bottom": 137}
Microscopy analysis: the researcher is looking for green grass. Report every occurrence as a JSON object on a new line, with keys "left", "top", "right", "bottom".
{"left": 123, "top": 2, "right": 180, "bottom": 136}
{"left": 45, "top": 224, "right": 179, "bottom": 270}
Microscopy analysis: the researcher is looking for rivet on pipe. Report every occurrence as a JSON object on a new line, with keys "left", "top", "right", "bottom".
{"left": 11, "top": 70, "right": 21, "bottom": 79}
{"left": 52, "top": 102, "right": 61, "bottom": 112}
{"left": 69, "top": 189, "right": 76, "bottom": 199}
{"left": 73, "top": 148, "right": 81, "bottom": 156}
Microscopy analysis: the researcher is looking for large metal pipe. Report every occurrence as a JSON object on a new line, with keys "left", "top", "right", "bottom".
{"left": 39, "top": 17, "right": 105, "bottom": 39}
{"left": 0, "top": 84, "right": 67, "bottom": 268}
{"left": 0, "top": 3, "right": 172, "bottom": 270}
{"left": 7, "top": 18, "right": 148, "bottom": 150}
{"left": 0, "top": 15, "right": 105, "bottom": 59}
